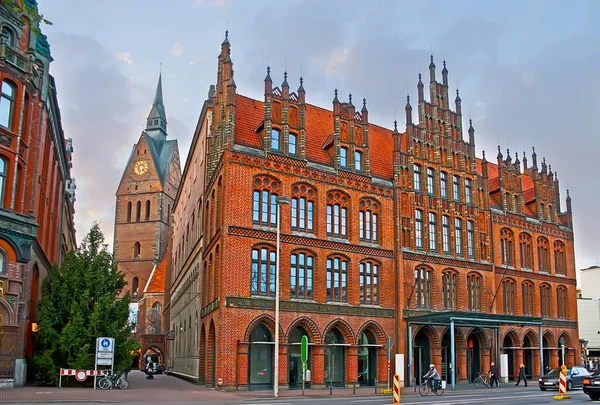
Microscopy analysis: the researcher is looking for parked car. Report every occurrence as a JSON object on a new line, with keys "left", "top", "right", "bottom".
{"left": 538, "top": 366, "right": 590, "bottom": 391}
{"left": 583, "top": 371, "right": 600, "bottom": 401}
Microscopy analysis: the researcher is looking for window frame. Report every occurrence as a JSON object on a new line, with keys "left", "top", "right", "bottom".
{"left": 326, "top": 256, "right": 348, "bottom": 303}
{"left": 427, "top": 167, "right": 435, "bottom": 195}
{"left": 291, "top": 183, "right": 316, "bottom": 234}
{"left": 540, "top": 284, "right": 552, "bottom": 318}
{"left": 0, "top": 80, "right": 16, "bottom": 130}
{"left": 453, "top": 175, "right": 460, "bottom": 202}
{"left": 442, "top": 215, "right": 450, "bottom": 254}
{"left": 359, "top": 260, "right": 379, "bottom": 305}
{"left": 251, "top": 246, "right": 276, "bottom": 297}
{"left": 465, "top": 178, "right": 472, "bottom": 205}
{"left": 522, "top": 282, "right": 534, "bottom": 316}
{"left": 455, "top": 218, "right": 463, "bottom": 256}
{"left": 442, "top": 270, "right": 457, "bottom": 310}
{"left": 359, "top": 198, "right": 380, "bottom": 244}
{"left": 415, "top": 209, "right": 423, "bottom": 250}
{"left": 440, "top": 172, "right": 448, "bottom": 199}
{"left": 467, "top": 273, "right": 481, "bottom": 312}
{"left": 355, "top": 150, "right": 363, "bottom": 171}
{"left": 290, "top": 251, "right": 314, "bottom": 300}
{"left": 503, "top": 279, "right": 515, "bottom": 315}
{"left": 413, "top": 164, "right": 422, "bottom": 192}
{"left": 271, "top": 128, "right": 281, "bottom": 151}
{"left": 288, "top": 132, "right": 297, "bottom": 155}
{"left": 340, "top": 147, "right": 348, "bottom": 168}
{"left": 414, "top": 267, "right": 432, "bottom": 308}
{"left": 467, "top": 220, "right": 475, "bottom": 258}
{"left": 252, "top": 176, "right": 281, "bottom": 227}
{"left": 428, "top": 212, "right": 437, "bottom": 252}
{"left": 326, "top": 191, "right": 349, "bottom": 239}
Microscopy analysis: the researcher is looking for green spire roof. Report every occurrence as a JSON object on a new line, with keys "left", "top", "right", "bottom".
{"left": 146, "top": 73, "right": 167, "bottom": 133}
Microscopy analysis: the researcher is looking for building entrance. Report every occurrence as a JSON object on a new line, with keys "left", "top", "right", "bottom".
{"left": 248, "top": 324, "right": 273, "bottom": 389}
{"left": 288, "top": 326, "right": 310, "bottom": 389}
{"left": 413, "top": 329, "right": 431, "bottom": 385}
{"left": 358, "top": 330, "right": 377, "bottom": 387}
{"left": 466, "top": 334, "right": 480, "bottom": 382}
{"left": 324, "top": 328, "right": 345, "bottom": 388}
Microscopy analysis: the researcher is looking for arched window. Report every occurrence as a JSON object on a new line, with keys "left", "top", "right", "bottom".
{"left": 1, "top": 27, "right": 14, "bottom": 47}
{"left": 326, "top": 191, "right": 349, "bottom": 239}
{"left": 557, "top": 286, "right": 568, "bottom": 319}
{"left": 136, "top": 200, "right": 141, "bottom": 222}
{"left": 271, "top": 128, "right": 280, "bottom": 151}
{"left": 502, "top": 279, "right": 515, "bottom": 314}
{"left": 414, "top": 267, "right": 431, "bottom": 308}
{"left": 133, "top": 241, "right": 141, "bottom": 259}
{"left": 441, "top": 269, "right": 456, "bottom": 310}
{"left": 359, "top": 260, "right": 379, "bottom": 305}
{"left": 554, "top": 241, "right": 566, "bottom": 275}
{"left": 537, "top": 237, "right": 550, "bottom": 272}
{"left": 519, "top": 233, "right": 533, "bottom": 269}
{"left": 132, "top": 276, "right": 139, "bottom": 296}
{"left": 252, "top": 175, "right": 281, "bottom": 227}
{"left": 355, "top": 150, "right": 363, "bottom": 171}
{"left": 0, "top": 250, "right": 4, "bottom": 274}
{"left": 126, "top": 201, "right": 132, "bottom": 222}
{"left": 340, "top": 147, "right": 348, "bottom": 168}
{"left": 145, "top": 200, "right": 151, "bottom": 221}
{"left": 467, "top": 273, "right": 481, "bottom": 312}
{"left": 290, "top": 251, "right": 314, "bottom": 300}
{"left": 540, "top": 284, "right": 551, "bottom": 318}
{"left": 326, "top": 256, "right": 348, "bottom": 303}
{"left": 151, "top": 301, "right": 162, "bottom": 333}
{"left": 251, "top": 246, "right": 276, "bottom": 297}
{"left": 359, "top": 198, "right": 380, "bottom": 243}
{"left": 291, "top": 183, "right": 315, "bottom": 233}
{"left": 522, "top": 282, "right": 534, "bottom": 316}
{"left": 500, "top": 228, "right": 514, "bottom": 266}
{"left": 288, "top": 133, "right": 297, "bottom": 155}
{"left": 0, "top": 80, "right": 16, "bottom": 129}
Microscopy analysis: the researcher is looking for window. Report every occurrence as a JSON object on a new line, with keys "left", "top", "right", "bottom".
{"left": 271, "top": 128, "right": 280, "bottom": 151}
{"left": 133, "top": 242, "right": 141, "bottom": 259}
{"left": 145, "top": 200, "right": 151, "bottom": 221}
{"left": 1, "top": 27, "right": 14, "bottom": 47}
{"left": 126, "top": 202, "right": 132, "bottom": 222}
{"left": 557, "top": 286, "right": 567, "bottom": 319}
{"left": 326, "top": 191, "right": 349, "bottom": 239}
{"left": 554, "top": 241, "right": 566, "bottom": 275}
{"left": 455, "top": 218, "right": 463, "bottom": 256}
{"left": 414, "top": 267, "right": 431, "bottom": 308}
{"left": 500, "top": 228, "right": 514, "bottom": 266}
{"left": 413, "top": 164, "right": 421, "bottom": 191}
{"left": 513, "top": 195, "right": 519, "bottom": 213}
{"left": 427, "top": 168, "right": 434, "bottom": 195}
{"left": 136, "top": 200, "right": 141, "bottom": 222}
{"left": 503, "top": 280, "right": 515, "bottom": 314}
{"left": 467, "top": 273, "right": 481, "bottom": 312}
{"left": 340, "top": 147, "right": 348, "bottom": 168}
{"left": 440, "top": 172, "right": 448, "bottom": 199}
{"left": 359, "top": 198, "right": 380, "bottom": 243}
{"left": 453, "top": 175, "right": 460, "bottom": 202}
{"left": 442, "top": 215, "right": 450, "bottom": 254}
{"left": 415, "top": 210, "right": 423, "bottom": 249}
{"left": 540, "top": 284, "right": 551, "bottom": 317}
{"left": 467, "top": 221, "right": 475, "bottom": 258}
{"left": 465, "top": 178, "right": 472, "bottom": 204}
{"left": 132, "top": 276, "right": 139, "bottom": 296}
{"left": 291, "top": 184, "right": 315, "bottom": 233}
{"left": 252, "top": 175, "right": 280, "bottom": 227}
{"left": 355, "top": 151, "right": 363, "bottom": 171}
{"left": 251, "top": 246, "right": 276, "bottom": 296}
{"left": 429, "top": 212, "right": 437, "bottom": 252}
{"left": 0, "top": 80, "right": 15, "bottom": 129}
{"left": 538, "top": 237, "right": 550, "bottom": 272}
{"left": 360, "top": 261, "right": 379, "bottom": 305}
{"left": 522, "top": 282, "right": 533, "bottom": 316}
{"left": 0, "top": 251, "right": 4, "bottom": 274}
{"left": 327, "top": 256, "right": 348, "bottom": 302}
{"left": 288, "top": 133, "right": 297, "bottom": 155}
{"left": 290, "top": 252, "right": 313, "bottom": 300}
{"left": 442, "top": 270, "right": 456, "bottom": 310}
{"left": 520, "top": 233, "right": 533, "bottom": 269}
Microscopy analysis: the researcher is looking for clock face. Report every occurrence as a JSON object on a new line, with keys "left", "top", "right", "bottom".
{"left": 134, "top": 160, "right": 149, "bottom": 175}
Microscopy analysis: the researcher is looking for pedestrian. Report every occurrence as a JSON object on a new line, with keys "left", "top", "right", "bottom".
{"left": 515, "top": 363, "right": 527, "bottom": 387}
{"left": 489, "top": 362, "right": 500, "bottom": 387}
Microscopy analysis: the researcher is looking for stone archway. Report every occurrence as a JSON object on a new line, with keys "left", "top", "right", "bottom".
{"left": 502, "top": 329, "right": 520, "bottom": 380}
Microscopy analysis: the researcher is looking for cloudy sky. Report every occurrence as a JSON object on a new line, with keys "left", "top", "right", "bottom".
{"left": 38, "top": 0, "right": 599, "bottom": 277}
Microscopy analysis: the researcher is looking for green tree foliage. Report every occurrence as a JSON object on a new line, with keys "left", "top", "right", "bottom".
{"left": 33, "top": 222, "right": 135, "bottom": 385}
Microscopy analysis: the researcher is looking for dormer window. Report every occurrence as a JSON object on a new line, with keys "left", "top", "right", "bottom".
{"left": 288, "top": 133, "right": 297, "bottom": 155}
{"left": 271, "top": 129, "right": 280, "bottom": 151}
{"left": 340, "top": 147, "right": 348, "bottom": 168}
{"left": 355, "top": 151, "right": 363, "bottom": 171}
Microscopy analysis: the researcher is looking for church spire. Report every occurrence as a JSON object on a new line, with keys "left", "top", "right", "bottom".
{"left": 146, "top": 73, "right": 167, "bottom": 141}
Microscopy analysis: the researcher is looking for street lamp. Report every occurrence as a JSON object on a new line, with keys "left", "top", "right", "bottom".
{"left": 274, "top": 196, "right": 290, "bottom": 398}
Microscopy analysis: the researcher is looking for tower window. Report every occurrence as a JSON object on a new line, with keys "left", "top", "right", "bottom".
{"left": 288, "top": 133, "right": 297, "bottom": 155}
{"left": 271, "top": 129, "right": 280, "bottom": 151}
{"left": 355, "top": 151, "right": 363, "bottom": 171}
{"left": 340, "top": 147, "right": 348, "bottom": 168}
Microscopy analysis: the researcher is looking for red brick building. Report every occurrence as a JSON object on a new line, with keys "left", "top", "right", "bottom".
{"left": 168, "top": 33, "right": 578, "bottom": 389}
{"left": 0, "top": 1, "right": 77, "bottom": 387}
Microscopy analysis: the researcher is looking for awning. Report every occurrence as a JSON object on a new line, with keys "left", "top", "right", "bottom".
{"left": 403, "top": 310, "right": 543, "bottom": 328}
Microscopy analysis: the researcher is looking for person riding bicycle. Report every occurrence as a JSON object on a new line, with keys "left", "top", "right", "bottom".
{"left": 423, "top": 364, "right": 441, "bottom": 392}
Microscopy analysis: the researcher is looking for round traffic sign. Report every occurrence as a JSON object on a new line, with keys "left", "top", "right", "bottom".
{"left": 75, "top": 370, "right": 87, "bottom": 382}
{"left": 101, "top": 338, "right": 110, "bottom": 348}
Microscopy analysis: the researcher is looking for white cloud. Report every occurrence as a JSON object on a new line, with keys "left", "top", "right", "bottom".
{"left": 194, "top": 0, "right": 227, "bottom": 5}
{"left": 114, "top": 51, "right": 133, "bottom": 65}
{"left": 324, "top": 48, "right": 350, "bottom": 76}
{"left": 189, "top": 57, "right": 205, "bottom": 66}
{"left": 171, "top": 41, "right": 184, "bottom": 56}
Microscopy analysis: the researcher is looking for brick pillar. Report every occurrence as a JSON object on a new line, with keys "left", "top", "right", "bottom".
{"left": 377, "top": 348, "right": 388, "bottom": 387}
{"left": 346, "top": 346, "right": 359, "bottom": 388}
{"left": 237, "top": 342, "right": 249, "bottom": 389}
{"left": 550, "top": 349, "right": 559, "bottom": 370}
{"left": 532, "top": 350, "right": 541, "bottom": 379}
{"left": 514, "top": 349, "right": 524, "bottom": 381}
{"left": 481, "top": 352, "right": 491, "bottom": 377}
{"left": 457, "top": 348, "right": 467, "bottom": 383}
{"left": 312, "top": 346, "right": 325, "bottom": 388}
{"left": 279, "top": 344, "right": 289, "bottom": 390}
{"left": 431, "top": 346, "right": 443, "bottom": 373}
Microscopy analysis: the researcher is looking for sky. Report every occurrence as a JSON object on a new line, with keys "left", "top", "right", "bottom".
{"left": 37, "top": 0, "right": 600, "bottom": 278}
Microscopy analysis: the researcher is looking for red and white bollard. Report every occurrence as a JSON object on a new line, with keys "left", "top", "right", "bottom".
{"left": 393, "top": 373, "right": 400, "bottom": 404}
{"left": 553, "top": 365, "right": 571, "bottom": 400}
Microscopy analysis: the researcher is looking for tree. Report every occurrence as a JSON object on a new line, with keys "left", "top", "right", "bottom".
{"left": 33, "top": 222, "right": 135, "bottom": 385}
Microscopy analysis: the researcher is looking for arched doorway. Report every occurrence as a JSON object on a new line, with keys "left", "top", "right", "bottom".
{"left": 143, "top": 347, "right": 163, "bottom": 371}
{"left": 358, "top": 330, "right": 377, "bottom": 387}
{"left": 414, "top": 328, "right": 431, "bottom": 385}
{"left": 199, "top": 324, "right": 206, "bottom": 385}
{"left": 207, "top": 320, "right": 216, "bottom": 387}
{"left": 441, "top": 332, "right": 451, "bottom": 382}
{"left": 523, "top": 335, "right": 534, "bottom": 379}
{"left": 248, "top": 324, "right": 273, "bottom": 389}
{"left": 288, "top": 326, "right": 310, "bottom": 389}
{"left": 503, "top": 334, "right": 516, "bottom": 381}
{"left": 542, "top": 335, "right": 551, "bottom": 374}
{"left": 466, "top": 331, "right": 481, "bottom": 382}
{"left": 324, "top": 328, "right": 345, "bottom": 387}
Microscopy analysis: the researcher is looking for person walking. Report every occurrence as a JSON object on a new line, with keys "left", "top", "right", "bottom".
{"left": 515, "top": 363, "right": 527, "bottom": 387}
{"left": 489, "top": 362, "right": 500, "bottom": 387}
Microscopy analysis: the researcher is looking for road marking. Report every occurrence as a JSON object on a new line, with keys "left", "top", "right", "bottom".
{"left": 390, "top": 392, "right": 554, "bottom": 405}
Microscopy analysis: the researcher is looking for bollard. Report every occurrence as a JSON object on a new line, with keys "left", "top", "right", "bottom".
{"left": 374, "top": 378, "right": 378, "bottom": 394}
{"left": 353, "top": 380, "right": 356, "bottom": 395}
{"left": 414, "top": 378, "right": 417, "bottom": 392}
{"left": 330, "top": 381, "right": 333, "bottom": 396}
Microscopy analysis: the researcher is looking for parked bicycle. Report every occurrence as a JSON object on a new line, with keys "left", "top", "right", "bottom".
{"left": 473, "top": 372, "right": 492, "bottom": 388}
{"left": 97, "top": 371, "right": 129, "bottom": 390}
{"left": 419, "top": 377, "right": 444, "bottom": 396}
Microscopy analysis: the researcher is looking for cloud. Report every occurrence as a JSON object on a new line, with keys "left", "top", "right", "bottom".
{"left": 114, "top": 51, "right": 133, "bottom": 65}
{"left": 171, "top": 41, "right": 184, "bottom": 56}
{"left": 188, "top": 57, "right": 205, "bottom": 66}
{"left": 194, "top": 0, "right": 227, "bottom": 5}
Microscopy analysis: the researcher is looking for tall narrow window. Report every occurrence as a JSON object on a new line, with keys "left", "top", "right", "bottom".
{"left": 500, "top": 228, "right": 515, "bottom": 266}
{"left": 340, "top": 147, "right": 348, "bottom": 168}
{"left": 557, "top": 286, "right": 567, "bottom": 319}
{"left": 252, "top": 175, "right": 280, "bottom": 227}
{"left": 414, "top": 267, "right": 431, "bottom": 308}
{"left": 291, "top": 183, "right": 315, "bottom": 233}
{"left": 132, "top": 276, "right": 139, "bottom": 296}
{"left": 442, "top": 270, "right": 456, "bottom": 310}
{"left": 455, "top": 218, "right": 463, "bottom": 256}
{"left": 467, "top": 220, "right": 475, "bottom": 258}
{"left": 288, "top": 133, "right": 297, "bottom": 155}
{"left": 540, "top": 284, "right": 551, "bottom": 318}
{"left": 133, "top": 242, "right": 141, "bottom": 259}
{"left": 519, "top": 233, "right": 533, "bottom": 269}
{"left": 413, "top": 164, "right": 422, "bottom": 192}
{"left": 145, "top": 200, "right": 151, "bottom": 221}
{"left": 327, "top": 256, "right": 348, "bottom": 303}
{"left": 1, "top": 27, "right": 14, "bottom": 47}
{"left": 355, "top": 151, "right": 363, "bottom": 171}
{"left": 251, "top": 246, "right": 276, "bottom": 296}
{"left": 522, "top": 282, "right": 533, "bottom": 316}
{"left": 326, "top": 191, "right": 349, "bottom": 239}
{"left": 467, "top": 273, "right": 481, "bottom": 312}
{"left": 427, "top": 168, "right": 435, "bottom": 195}
{"left": 360, "top": 261, "right": 379, "bottom": 305}
{"left": 453, "top": 175, "right": 460, "bottom": 202}
{"left": 440, "top": 172, "right": 448, "bottom": 199}
{"left": 290, "top": 252, "right": 314, "bottom": 300}
{"left": 359, "top": 198, "right": 380, "bottom": 243}
{"left": 554, "top": 241, "right": 566, "bottom": 275}
{"left": 136, "top": 200, "right": 141, "bottom": 222}
{"left": 513, "top": 195, "right": 519, "bottom": 213}
{"left": 271, "top": 129, "right": 280, "bottom": 151}
{"left": 503, "top": 279, "right": 515, "bottom": 314}
{"left": 442, "top": 215, "right": 450, "bottom": 254}
{"left": 465, "top": 178, "right": 472, "bottom": 204}
{"left": 415, "top": 210, "right": 423, "bottom": 249}
{"left": 126, "top": 201, "right": 132, "bottom": 222}
{"left": 429, "top": 212, "right": 437, "bottom": 252}
{"left": 538, "top": 237, "right": 550, "bottom": 272}
{"left": 0, "top": 80, "right": 15, "bottom": 129}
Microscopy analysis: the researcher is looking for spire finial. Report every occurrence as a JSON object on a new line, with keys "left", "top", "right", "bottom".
{"left": 442, "top": 60, "right": 448, "bottom": 73}
{"left": 429, "top": 55, "right": 435, "bottom": 68}
{"left": 418, "top": 72, "right": 422, "bottom": 81}
{"left": 333, "top": 88, "right": 339, "bottom": 103}
{"left": 482, "top": 150, "right": 486, "bottom": 160}
{"left": 222, "top": 30, "right": 230, "bottom": 45}
{"left": 394, "top": 120, "right": 398, "bottom": 131}
{"left": 282, "top": 71, "right": 288, "bottom": 88}
{"left": 348, "top": 92, "right": 353, "bottom": 105}
{"left": 264, "top": 66, "right": 272, "bottom": 82}
{"left": 406, "top": 94, "right": 411, "bottom": 108}
{"left": 361, "top": 97, "right": 368, "bottom": 113}
{"left": 298, "top": 76, "right": 305, "bottom": 93}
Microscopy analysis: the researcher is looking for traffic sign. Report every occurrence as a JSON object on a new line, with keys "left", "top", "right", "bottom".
{"left": 97, "top": 358, "right": 112, "bottom": 366}
{"left": 301, "top": 335, "right": 308, "bottom": 364}
{"left": 75, "top": 370, "right": 87, "bottom": 382}
{"left": 97, "top": 352, "right": 113, "bottom": 359}
{"left": 97, "top": 337, "right": 114, "bottom": 352}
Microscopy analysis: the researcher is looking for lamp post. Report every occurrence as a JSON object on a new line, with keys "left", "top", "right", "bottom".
{"left": 274, "top": 196, "right": 290, "bottom": 398}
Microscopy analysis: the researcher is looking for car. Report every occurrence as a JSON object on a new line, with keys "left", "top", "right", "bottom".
{"left": 538, "top": 366, "right": 590, "bottom": 391}
{"left": 583, "top": 371, "right": 600, "bottom": 401}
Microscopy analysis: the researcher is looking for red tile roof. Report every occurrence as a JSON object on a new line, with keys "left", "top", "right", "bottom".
{"left": 146, "top": 255, "right": 167, "bottom": 294}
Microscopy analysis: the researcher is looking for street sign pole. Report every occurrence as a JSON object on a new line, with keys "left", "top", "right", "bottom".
{"left": 301, "top": 335, "right": 308, "bottom": 396}
{"left": 387, "top": 336, "right": 393, "bottom": 390}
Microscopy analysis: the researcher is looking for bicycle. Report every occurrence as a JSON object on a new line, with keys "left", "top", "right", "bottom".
{"left": 97, "top": 371, "right": 129, "bottom": 390}
{"left": 473, "top": 372, "right": 492, "bottom": 388}
{"left": 419, "top": 377, "right": 444, "bottom": 396}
